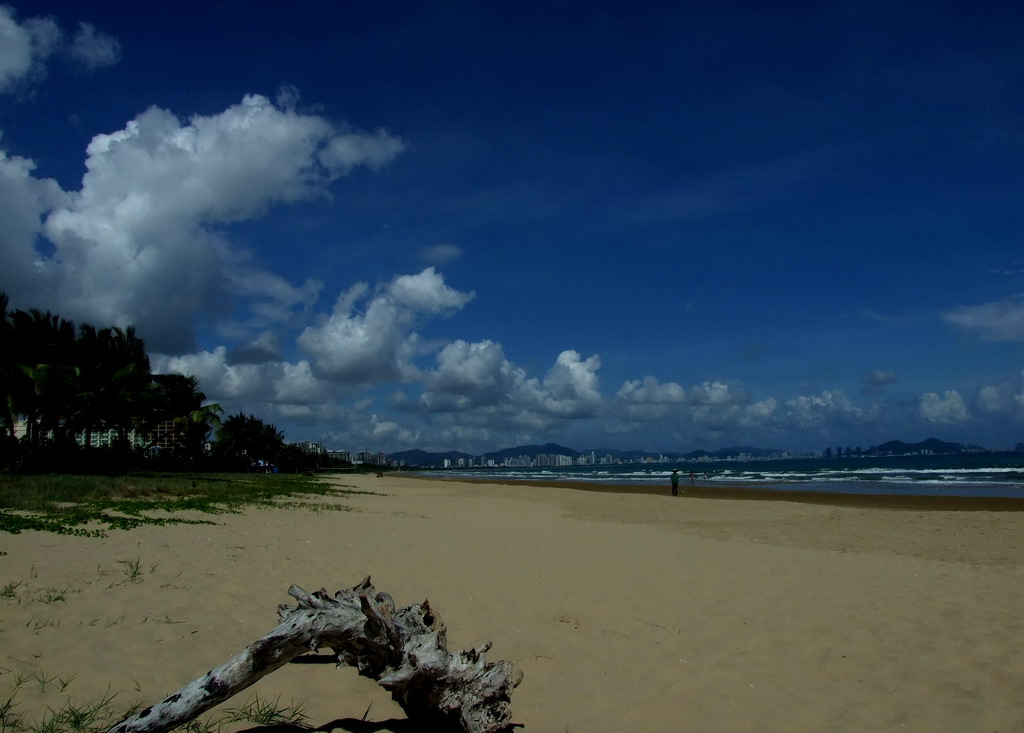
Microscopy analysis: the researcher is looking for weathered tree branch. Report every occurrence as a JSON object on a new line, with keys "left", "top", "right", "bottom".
{"left": 107, "top": 577, "right": 521, "bottom": 733}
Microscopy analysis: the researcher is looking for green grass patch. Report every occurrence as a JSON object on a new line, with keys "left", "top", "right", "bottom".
{"left": 0, "top": 473, "right": 367, "bottom": 536}
{"left": 0, "top": 670, "right": 309, "bottom": 733}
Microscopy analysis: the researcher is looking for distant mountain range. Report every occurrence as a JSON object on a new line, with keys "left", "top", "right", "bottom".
{"left": 868, "top": 437, "right": 963, "bottom": 455}
{"left": 388, "top": 437, "right": 969, "bottom": 467}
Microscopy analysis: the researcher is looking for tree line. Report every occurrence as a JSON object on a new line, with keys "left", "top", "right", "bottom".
{"left": 0, "top": 292, "right": 320, "bottom": 474}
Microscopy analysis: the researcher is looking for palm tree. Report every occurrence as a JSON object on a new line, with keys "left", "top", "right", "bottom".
{"left": 0, "top": 292, "right": 237, "bottom": 473}
{"left": 146, "top": 373, "right": 223, "bottom": 460}
{"left": 102, "top": 326, "right": 152, "bottom": 446}
{"left": 8, "top": 308, "right": 78, "bottom": 446}
{"left": 71, "top": 323, "right": 107, "bottom": 448}
{"left": 69, "top": 324, "right": 154, "bottom": 449}
{"left": 0, "top": 293, "right": 19, "bottom": 467}
{"left": 0, "top": 293, "right": 15, "bottom": 438}
{"left": 214, "top": 413, "right": 284, "bottom": 471}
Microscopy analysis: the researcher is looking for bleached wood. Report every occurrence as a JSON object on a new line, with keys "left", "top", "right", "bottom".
{"left": 106, "top": 577, "right": 521, "bottom": 733}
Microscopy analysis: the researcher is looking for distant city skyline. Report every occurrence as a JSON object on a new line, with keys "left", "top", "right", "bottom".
{"left": 290, "top": 435, "right": 1016, "bottom": 470}
{"left": 2, "top": 2, "right": 1023, "bottom": 454}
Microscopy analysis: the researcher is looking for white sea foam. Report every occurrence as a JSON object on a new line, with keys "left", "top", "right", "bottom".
{"left": 417, "top": 454, "right": 1024, "bottom": 497}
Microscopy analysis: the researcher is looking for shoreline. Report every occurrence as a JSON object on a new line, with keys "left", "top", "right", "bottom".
{"left": 398, "top": 473, "right": 1024, "bottom": 511}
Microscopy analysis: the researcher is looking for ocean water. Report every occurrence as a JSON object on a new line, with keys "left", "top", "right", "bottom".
{"left": 414, "top": 452, "right": 1024, "bottom": 498}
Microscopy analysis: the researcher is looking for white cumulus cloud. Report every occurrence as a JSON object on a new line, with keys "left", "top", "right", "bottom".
{"left": 2, "top": 94, "right": 403, "bottom": 352}
{"left": 299, "top": 268, "right": 474, "bottom": 384}
{"left": 975, "top": 371, "right": 1024, "bottom": 419}
{"left": 786, "top": 390, "right": 864, "bottom": 428}
{"left": 318, "top": 129, "right": 405, "bottom": 175}
{"left": 942, "top": 294, "right": 1024, "bottom": 342}
{"left": 746, "top": 397, "right": 778, "bottom": 421}
{"left": 919, "top": 389, "right": 969, "bottom": 423}
{"left": 0, "top": 7, "right": 59, "bottom": 91}
{"left": 413, "top": 343, "right": 604, "bottom": 432}
{"left": 154, "top": 348, "right": 325, "bottom": 407}
{"left": 69, "top": 22, "right": 121, "bottom": 70}
{"left": 420, "top": 339, "right": 524, "bottom": 411}
{"left": 616, "top": 377, "right": 772, "bottom": 432}
{"left": 688, "top": 380, "right": 747, "bottom": 406}
{"left": 617, "top": 376, "right": 686, "bottom": 404}
{"left": 0, "top": 150, "right": 68, "bottom": 291}
{"left": 0, "top": 7, "right": 118, "bottom": 92}
{"left": 538, "top": 350, "right": 602, "bottom": 415}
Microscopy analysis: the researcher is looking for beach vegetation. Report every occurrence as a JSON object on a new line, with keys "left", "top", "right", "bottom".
{"left": 31, "top": 587, "right": 70, "bottom": 604}
{"left": 0, "top": 674, "right": 127, "bottom": 733}
{"left": 0, "top": 668, "right": 310, "bottom": 733}
{"left": 115, "top": 557, "right": 145, "bottom": 584}
{"left": 27, "top": 616, "right": 60, "bottom": 629}
{"left": 223, "top": 693, "right": 309, "bottom": 727}
{"left": 0, "top": 472, "right": 364, "bottom": 536}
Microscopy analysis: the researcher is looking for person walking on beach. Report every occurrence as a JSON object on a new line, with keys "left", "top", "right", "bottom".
{"left": 670, "top": 469, "right": 680, "bottom": 496}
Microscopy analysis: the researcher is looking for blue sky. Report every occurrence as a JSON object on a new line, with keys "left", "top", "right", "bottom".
{"left": 2, "top": 1, "right": 1023, "bottom": 454}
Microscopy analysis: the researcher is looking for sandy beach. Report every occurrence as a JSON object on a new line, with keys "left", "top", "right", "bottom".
{"left": 1, "top": 474, "right": 1022, "bottom": 732}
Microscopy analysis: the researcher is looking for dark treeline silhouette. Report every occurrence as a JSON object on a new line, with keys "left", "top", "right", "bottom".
{"left": 0, "top": 292, "right": 326, "bottom": 475}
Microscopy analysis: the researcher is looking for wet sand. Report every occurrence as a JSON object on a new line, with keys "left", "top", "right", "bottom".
{"left": 1, "top": 473, "right": 1022, "bottom": 732}
{"left": 438, "top": 474, "right": 1024, "bottom": 511}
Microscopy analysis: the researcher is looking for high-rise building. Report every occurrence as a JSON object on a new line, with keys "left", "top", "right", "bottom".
{"left": 292, "top": 441, "right": 325, "bottom": 455}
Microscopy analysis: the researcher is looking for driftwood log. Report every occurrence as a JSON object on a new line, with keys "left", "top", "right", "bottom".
{"left": 107, "top": 577, "right": 521, "bottom": 733}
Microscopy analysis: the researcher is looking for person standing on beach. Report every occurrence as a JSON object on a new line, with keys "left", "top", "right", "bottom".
{"left": 670, "top": 469, "right": 680, "bottom": 496}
